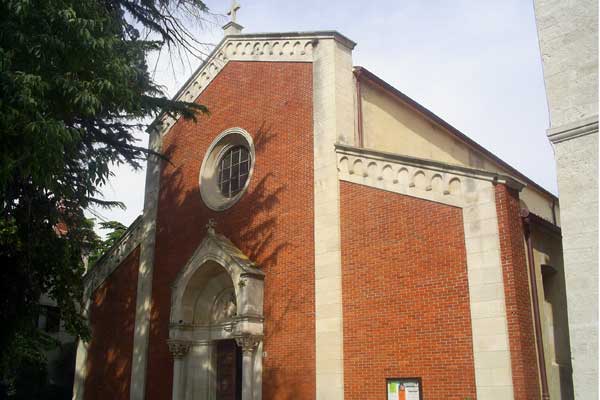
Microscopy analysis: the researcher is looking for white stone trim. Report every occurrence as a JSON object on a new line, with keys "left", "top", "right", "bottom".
{"left": 72, "top": 297, "right": 90, "bottom": 400}
{"left": 169, "top": 230, "right": 264, "bottom": 330}
{"left": 81, "top": 216, "right": 143, "bottom": 296}
{"left": 130, "top": 128, "right": 163, "bottom": 400}
{"left": 335, "top": 144, "right": 525, "bottom": 193}
{"left": 168, "top": 228, "right": 264, "bottom": 400}
{"left": 312, "top": 38, "right": 356, "bottom": 400}
{"left": 336, "top": 145, "right": 524, "bottom": 400}
{"left": 199, "top": 127, "right": 255, "bottom": 211}
{"left": 154, "top": 34, "right": 331, "bottom": 138}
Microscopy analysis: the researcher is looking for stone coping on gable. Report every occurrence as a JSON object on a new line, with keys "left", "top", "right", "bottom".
{"left": 148, "top": 31, "right": 356, "bottom": 137}
{"left": 83, "top": 215, "right": 143, "bottom": 298}
{"left": 225, "top": 31, "right": 356, "bottom": 49}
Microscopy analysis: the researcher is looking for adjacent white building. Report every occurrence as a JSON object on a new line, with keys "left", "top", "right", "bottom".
{"left": 534, "top": 1, "right": 599, "bottom": 398}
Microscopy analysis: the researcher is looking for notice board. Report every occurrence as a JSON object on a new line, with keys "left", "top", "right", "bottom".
{"left": 386, "top": 378, "right": 422, "bottom": 400}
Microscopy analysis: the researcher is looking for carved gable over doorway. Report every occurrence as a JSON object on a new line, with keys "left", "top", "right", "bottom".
{"left": 168, "top": 224, "right": 264, "bottom": 400}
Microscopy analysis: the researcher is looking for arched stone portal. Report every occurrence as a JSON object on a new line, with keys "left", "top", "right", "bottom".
{"left": 168, "top": 223, "right": 264, "bottom": 400}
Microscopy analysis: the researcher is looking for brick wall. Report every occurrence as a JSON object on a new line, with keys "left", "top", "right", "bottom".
{"left": 340, "top": 182, "right": 476, "bottom": 400}
{"left": 84, "top": 246, "right": 140, "bottom": 400}
{"left": 145, "top": 61, "right": 315, "bottom": 400}
{"left": 495, "top": 183, "right": 540, "bottom": 399}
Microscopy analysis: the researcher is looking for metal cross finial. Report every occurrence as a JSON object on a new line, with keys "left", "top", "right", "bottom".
{"left": 206, "top": 219, "right": 217, "bottom": 235}
{"left": 227, "top": 0, "right": 241, "bottom": 23}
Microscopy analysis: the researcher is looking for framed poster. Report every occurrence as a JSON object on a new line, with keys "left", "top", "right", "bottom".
{"left": 386, "top": 378, "right": 422, "bottom": 400}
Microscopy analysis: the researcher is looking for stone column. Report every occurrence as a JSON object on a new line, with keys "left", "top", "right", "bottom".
{"left": 168, "top": 340, "right": 191, "bottom": 400}
{"left": 185, "top": 342, "right": 215, "bottom": 400}
{"left": 235, "top": 335, "right": 261, "bottom": 400}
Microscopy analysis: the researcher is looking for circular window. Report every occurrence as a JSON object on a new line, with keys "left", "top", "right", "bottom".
{"left": 199, "top": 128, "right": 255, "bottom": 211}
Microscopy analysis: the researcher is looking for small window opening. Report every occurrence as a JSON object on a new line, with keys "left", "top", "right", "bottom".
{"left": 218, "top": 146, "right": 251, "bottom": 198}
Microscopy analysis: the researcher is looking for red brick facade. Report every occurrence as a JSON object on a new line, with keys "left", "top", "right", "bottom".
{"left": 85, "top": 246, "right": 140, "bottom": 400}
{"left": 145, "top": 61, "right": 316, "bottom": 399}
{"left": 495, "top": 183, "right": 541, "bottom": 399}
{"left": 340, "top": 182, "right": 477, "bottom": 400}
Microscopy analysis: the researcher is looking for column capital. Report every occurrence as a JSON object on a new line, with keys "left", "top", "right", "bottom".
{"left": 167, "top": 339, "right": 191, "bottom": 359}
{"left": 235, "top": 334, "right": 262, "bottom": 354}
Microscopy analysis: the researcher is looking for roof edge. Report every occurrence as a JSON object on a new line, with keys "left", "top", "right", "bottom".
{"left": 225, "top": 30, "right": 356, "bottom": 49}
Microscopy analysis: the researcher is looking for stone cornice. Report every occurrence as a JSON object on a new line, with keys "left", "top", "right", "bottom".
{"left": 169, "top": 314, "right": 264, "bottom": 331}
{"left": 547, "top": 114, "right": 599, "bottom": 144}
{"left": 150, "top": 31, "right": 355, "bottom": 137}
{"left": 83, "top": 216, "right": 143, "bottom": 298}
{"left": 335, "top": 144, "right": 526, "bottom": 192}
{"left": 225, "top": 30, "right": 356, "bottom": 49}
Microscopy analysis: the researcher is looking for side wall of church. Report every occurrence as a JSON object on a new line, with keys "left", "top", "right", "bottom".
{"left": 84, "top": 246, "right": 140, "bottom": 400}
{"left": 145, "top": 61, "right": 316, "bottom": 400}
{"left": 339, "top": 181, "right": 477, "bottom": 399}
{"left": 495, "top": 184, "right": 540, "bottom": 400}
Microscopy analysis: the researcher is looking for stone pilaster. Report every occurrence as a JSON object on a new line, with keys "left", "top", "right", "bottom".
{"left": 235, "top": 335, "right": 261, "bottom": 400}
{"left": 168, "top": 340, "right": 191, "bottom": 400}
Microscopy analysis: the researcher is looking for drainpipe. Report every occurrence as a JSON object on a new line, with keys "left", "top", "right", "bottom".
{"left": 521, "top": 209, "right": 550, "bottom": 400}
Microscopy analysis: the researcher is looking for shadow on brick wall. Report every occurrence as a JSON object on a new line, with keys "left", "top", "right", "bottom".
{"left": 142, "top": 120, "right": 315, "bottom": 399}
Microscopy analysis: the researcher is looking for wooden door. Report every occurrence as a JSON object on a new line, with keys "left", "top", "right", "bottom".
{"left": 216, "top": 340, "right": 242, "bottom": 400}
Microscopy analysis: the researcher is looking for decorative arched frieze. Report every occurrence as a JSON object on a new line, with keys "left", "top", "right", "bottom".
{"left": 335, "top": 143, "right": 525, "bottom": 400}
{"left": 152, "top": 33, "right": 350, "bottom": 138}
{"left": 336, "top": 144, "right": 523, "bottom": 209}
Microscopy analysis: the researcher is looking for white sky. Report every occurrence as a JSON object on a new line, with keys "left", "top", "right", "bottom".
{"left": 90, "top": 0, "right": 556, "bottom": 236}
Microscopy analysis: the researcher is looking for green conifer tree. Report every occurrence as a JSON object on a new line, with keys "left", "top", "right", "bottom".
{"left": 0, "top": 0, "right": 211, "bottom": 395}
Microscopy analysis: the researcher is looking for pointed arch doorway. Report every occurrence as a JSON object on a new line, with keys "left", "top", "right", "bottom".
{"left": 168, "top": 224, "right": 264, "bottom": 400}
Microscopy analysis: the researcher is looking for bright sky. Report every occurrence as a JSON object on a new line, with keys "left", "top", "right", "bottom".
{"left": 91, "top": 0, "right": 555, "bottom": 236}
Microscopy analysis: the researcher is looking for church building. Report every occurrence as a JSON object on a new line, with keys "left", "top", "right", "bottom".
{"left": 73, "top": 12, "right": 573, "bottom": 400}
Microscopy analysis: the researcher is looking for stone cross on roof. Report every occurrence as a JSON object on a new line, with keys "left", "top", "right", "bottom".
{"left": 227, "top": 0, "right": 241, "bottom": 23}
{"left": 222, "top": 0, "right": 243, "bottom": 36}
